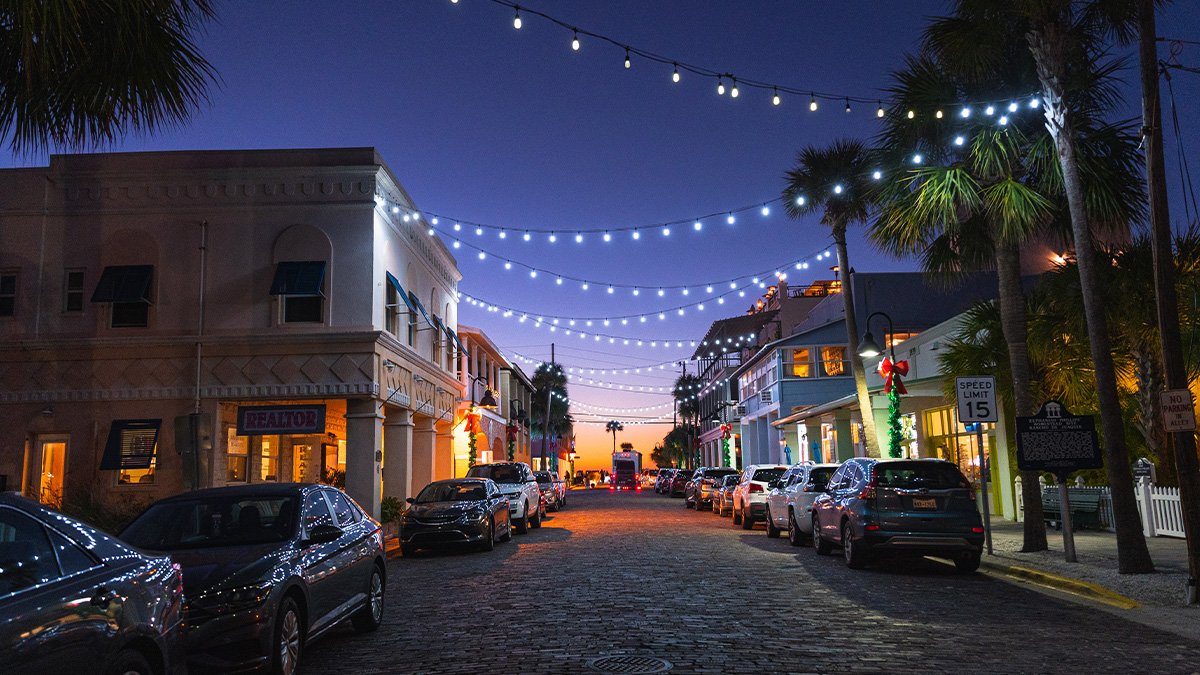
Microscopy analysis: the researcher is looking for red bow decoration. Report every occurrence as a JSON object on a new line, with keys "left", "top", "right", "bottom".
{"left": 505, "top": 423, "right": 518, "bottom": 441}
{"left": 879, "top": 357, "right": 909, "bottom": 395}
{"left": 720, "top": 423, "right": 733, "bottom": 440}
{"left": 465, "top": 410, "right": 480, "bottom": 434}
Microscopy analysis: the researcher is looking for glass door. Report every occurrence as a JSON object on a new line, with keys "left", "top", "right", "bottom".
{"left": 32, "top": 437, "right": 67, "bottom": 508}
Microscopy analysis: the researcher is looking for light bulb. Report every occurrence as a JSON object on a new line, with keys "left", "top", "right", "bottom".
{"left": 961, "top": 107, "right": 971, "bottom": 118}
{"left": 452, "top": 241, "right": 460, "bottom": 249}
{"left": 999, "top": 115, "right": 1008, "bottom": 126}
{"left": 954, "top": 135, "right": 965, "bottom": 146}
{"left": 795, "top": 196, "right": 806, "bottom": 206}
{"left": 833, "top": 184, "right": 844, "bottom": 194}
{"left": 607, "top": 287, "right": 614, "bottom": 294}
{"left": 556, "top": 278, "right": 562, "bottom": 285}
{"left": 504, "top": 262, "right": 512, "bottom": 270}
{"left": 845, "top": 98, "right": 851, "bottom": 113}
{"left": 632, "top": 230, "right": 640, "bottom": 240}
{"left": 936, "top": 109, "right": 944, "bottom": 119}
{"left": 498, "top": 230, "right": 506, "bottom": 239}
{"left": 706, "top": 286, "right": 713, "bottom": 293}
{"left": 985, "top": 105, "right": 995, "bottom": 115}
{"left": 477, "top": 251, "right": 485, "bottom": 260}
{"left": 633, "top": 288, "right": 639, "bottom": 296}
{"left": 657, "top": 289, "right": 665, "bottom": 296}
{"left": 530, "top": 270, "right": 537, "bottom": 278}
{"left": 603, "top": 231, "right": 611, "bottom": 242}
{"left": 672, "top": 64, "right": 680, "bottom": 82}
{"left": 1008, "top": 102, "right": 1018, "bottom": 112}
{"left": 453, "top": 222, "right": 461, "bottom": 231}
{"left": 761, "top": 205, "right": 770, "bottom": 216}
{"left": 431, "top": 217, "right": 438, "bottom": 225}
{"left": 428, "top": 228, "right": 435, "bottom": 235}
{"left": 717, "top": 78, "right": 725, "bottom": 95}
{"left": 726, "top": 214, "right": 735, "bottom": 224}
{"left": 1029, "top": 98, "right": 1040, "bottom": 108}
{"left": 475, "top": 227, "right": 483, "bottom": 235}
{"left": 912, "top": 153, "right": 923, "bottom": 164}
{"left": 877, "top": 102, "right": 885, "bottom": 118}
{"left": 513, "top": 9, "right": 522, "bottom": 29}
{"left": 572, "top": 31, "right": 580, "bottom": 51}
{"left": 809, "top": 95, "right": 818, "bottom": 112}
{"left": 548, "top": 233, "right": 557, "bottom": 243}
{"left": 523, "top": 231, "right": 531, "bottom": 241}
{"left": 662, "top": 227, "right": 670, "bottom": 236}
{"left": 575, "top": 233, "right": 583, "bottom": 243}
{"left": 773, "top": 88, "right": 781, "bottom": 106}
{"left": 582, "top": 283, "right": 589, "bottom": 290}
{"left": 872, "top": 170, "right": 882, "bottom": 180}
{"left": 693, "top": 221, "right": 702, "bottom": 231}
{"left": 624, "top": 48, "right": 631, "bottom": 69}
{"left": 907, "top": 109, "right": 915, "bottom": 119}
{"left": 730, "top": 80, "right": 739, "bottom": 98}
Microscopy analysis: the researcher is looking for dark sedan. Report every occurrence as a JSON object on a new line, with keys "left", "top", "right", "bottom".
{"left": 121, "top": 483, "right": 386, "bottom": 675}
{"left": 400, "top": 478, "right": 512, "bottom": 555}
{"left": 0, "top": 492, "right": 184, "bottom": 675}
{"left": 669, "top": 469, "right": 694, "bottom": 497}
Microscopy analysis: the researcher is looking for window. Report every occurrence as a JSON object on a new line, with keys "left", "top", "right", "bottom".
{"left": 302, "top": 490, "right": 334, "bottom": 532}
{"left": 0, "top": 271, "right": 16, "bottom": 317}
{"left": 46, "top": 528, "right": 97, "bottom": 576}
{"left": 91, "top": 265, "right": 153, "bottom": 328}
{"left": 0, "top": 508, "right": 59, "bottom": 597}
{"left": 270, "top": 261, "right": 326, "bottom": 324}
{"left": 260, "top": 436, "right": 280, "bottom": 481}
{"left": 790, "top": 348, "right": 812, "bottom": 377}
{"left": 99, "top": 419, "right": 160, "bottom": 484}
{"left": 326, "top": 490, "right": 357, "bottom": 527}
{"left": 386, "top": 282, "right": 402, "bottom": 336}
{"left": 63, "top": 269, "right": 84, "bottom": 313}
{"left": 820, "top": 346, "right": 848, "bottom": 377}
{"left": 227, "top": 428, "right": 248, "bottom": 482}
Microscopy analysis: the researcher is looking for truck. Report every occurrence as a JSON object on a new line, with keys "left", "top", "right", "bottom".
{"left": 611, "top": 450, "right": 642, "bottom": 491}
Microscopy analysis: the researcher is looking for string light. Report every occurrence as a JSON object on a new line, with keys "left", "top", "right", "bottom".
{"left": 730, "top": 78, "right": 739, "bottom": 98}
{"left": 571, "top": 29, "right": 580, "bottom": 51}
{"left": 809, "top": 93, "right": 818, "bottom": 112}
{"left": 512, "top": 6, "right": 522, "bottom": 29}
{"left": 624, "top": 47, "right": 631, "bottom": 69}
{"left": 877, "top": 101, "right": 885, "bottom": 118}
{"left": 717, "top": 77, "right": 725, "bottom": 96}
{"left": 672, "top": 63, "right": 680, "bottom": 83}
{"left": 772, "top": 88, "right": 780, "bottom": 106}
{"left": 844, "top": 98, "right": 851, "bottom": 114}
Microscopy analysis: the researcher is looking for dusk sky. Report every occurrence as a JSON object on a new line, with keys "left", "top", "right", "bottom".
{"left": 5, "top": 1, "right": 1198, "bottom": 469}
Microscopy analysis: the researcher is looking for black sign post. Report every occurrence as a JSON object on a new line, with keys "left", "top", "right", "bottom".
{"left": 1015, "top": 401, "right": 1103, "bottom": 563}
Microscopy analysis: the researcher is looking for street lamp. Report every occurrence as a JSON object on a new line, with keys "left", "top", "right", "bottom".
{"left": 858, "top": 311, "right": 896, "bottom": 361}
{"left": 468, "top": 374, "right": 498, "bottom": 409}
{"left": 606, "top": 420, "right": 624, "bottom": 454}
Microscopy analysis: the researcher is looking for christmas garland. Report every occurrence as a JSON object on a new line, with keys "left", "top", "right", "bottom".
{"left": 466, "top": 404, "right": 479, "bottom": 468}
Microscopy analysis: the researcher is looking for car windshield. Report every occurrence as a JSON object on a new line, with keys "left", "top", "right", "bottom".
{"left": 724, "top": 476, "right": 740, "bottom": 486}
{"left": 809, "top": 467, "right": 837, "bottom": 491}
{"left": 121, "top": 495, "right": 298, "bottom": 550}
{"left": 675, "top": 473, "right": 693, "bottom": 480}
{"left": 467, "top": 465, "right": 523, "bottom": 484}
{"left": 751, "top": 468, "right": 785, "bottom": 483}
{"left": 874, "top": 462, "right": 971, "bottom": 490}
{"left": 534, "top": 472, "right": 552, "bottom": 485}
{"left": 707, "top": 469, "right": 738, "bottom": 479}
{"left": 416, "top": 483, "right": 487, "bottom": 503}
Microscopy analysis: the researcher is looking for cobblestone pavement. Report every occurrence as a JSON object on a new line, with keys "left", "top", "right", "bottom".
{"left": 303, "top": 490, "right": 1200, "bottom": 674}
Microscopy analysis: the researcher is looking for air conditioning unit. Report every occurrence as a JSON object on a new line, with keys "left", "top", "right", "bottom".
{"left": 735, "top": 405, "right": 748, "bottom": 416}
{"left": 759, "top": 390, "right": 773, "bottom": 404}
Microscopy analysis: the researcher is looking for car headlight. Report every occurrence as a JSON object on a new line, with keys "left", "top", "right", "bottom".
{"left": 457, "top": 509, "right": 487, "bottom": 523}
{"left": 191, "top": 582, "right": 273, "bottom": 614}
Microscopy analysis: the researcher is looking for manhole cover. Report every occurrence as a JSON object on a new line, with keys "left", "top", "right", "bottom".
{"left": 586, "top": 656, "right": 673, "bottom": 673}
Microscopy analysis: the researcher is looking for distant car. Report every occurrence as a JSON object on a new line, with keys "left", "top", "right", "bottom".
{"left": 534, "top": 471, "right": 562, "bottom": 511}
{"left": 467, "top": 462, "right": 545, "bottom": 533}
{"left": 764, "top": 463, "right": 840, "bottom": 543}
{"left": 811, "top": 458, "right": 984, "bottom": 571}
{"left": 551, "top": 474, "right": 568, "bottom": 508}
{"left": 685, "top": 467, "right": 741, "bottom": 510}
{"left": 641, "top": 468, "right": 659, "bottom": 488}
{"left": 668, "top": 469, "right": 695, "bottom": 497}
{"left": 120, "top": 483, "right": 386, "bottom": 675}
{"left": 731, "top": 465, "right": 788, "bottom": 529}
{"left": 712, "top": 474, "right": 741, "bottom": 516}
{"left": 0, "top": 492, "right": 185, "bottom": 675}
{"left": 654, "top": 469, "right": 676, "bottom": 494}
{"left": 400, "top": 478, "right": 511, "bottom": 554}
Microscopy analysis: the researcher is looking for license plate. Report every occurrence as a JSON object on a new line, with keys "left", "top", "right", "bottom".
{"left": 912, "top": 497, "right": 937, "bottom": 510}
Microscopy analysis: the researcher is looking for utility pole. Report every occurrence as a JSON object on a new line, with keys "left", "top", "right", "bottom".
{"left": 543, "top": 343, "right": 556, "bottom": 472}
{"left": 1138, "top": 0, "right": 1200, "bottom": 604}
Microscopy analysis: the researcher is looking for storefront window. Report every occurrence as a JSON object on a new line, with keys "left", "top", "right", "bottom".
{"left": 820, "top": 423, "right": 836, "bottom": 463}
{"left": 293, "top": 442, "right": 315, "bottom": 483}
{"left": 922, "top": 405, "right": 992, "bottom": 484}
{"left": 227, "top": 428, "right": 248, "bottom": 482}
{"left": 120, "top": 459, "right": 156, "bottom": 485}
{"left": 260, "top": 436, "right": 280, "bottom": 481}
{"left": 790, "top": 348, "right": 812, "bottom": 377}
{"left": 820, "top": 346, "right": 847, "bottom": 377}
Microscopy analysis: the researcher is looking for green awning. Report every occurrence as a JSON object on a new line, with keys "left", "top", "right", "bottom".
{"left": 270, "top": 261, "right": 326, "bottom": 296}
{"left": 91, "top": 265, "right": 153, "bottom": 303}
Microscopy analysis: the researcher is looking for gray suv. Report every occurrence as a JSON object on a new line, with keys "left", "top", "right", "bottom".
{"left": 811, "top": 458, "right": 984, "bottom": 572}
{"left": 467, "top": 462, "right": 546, "bottom": 533}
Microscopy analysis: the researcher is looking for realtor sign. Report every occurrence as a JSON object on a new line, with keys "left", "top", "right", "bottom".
{"left": 1160, "top": 389, "right": 1197, "bottom": 433}
{"left": 955, "top": 376, "right": 998, "bottom": 423}
{"left": 237, "top": 404, "right": 326, "bottom": 436}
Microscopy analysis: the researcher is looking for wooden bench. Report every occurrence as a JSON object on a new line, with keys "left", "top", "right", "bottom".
{"left": 1041, "top": 488, "right": 1103, "bottom": 530}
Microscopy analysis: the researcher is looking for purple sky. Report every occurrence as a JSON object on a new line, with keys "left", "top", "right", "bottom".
{"left": 5, "top": 1, "right": 1199, "bottom": 466}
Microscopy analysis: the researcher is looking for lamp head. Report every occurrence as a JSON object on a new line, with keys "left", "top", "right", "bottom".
{"left": 477, "top": 388, "right": 499, "bottom": 410}
{"left": 858, "top": 332, "right": 883, "bottom": 359}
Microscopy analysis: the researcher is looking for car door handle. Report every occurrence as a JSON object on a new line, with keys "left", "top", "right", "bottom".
{"left": 90, "top": 587, "right": 116, "bottom": 608}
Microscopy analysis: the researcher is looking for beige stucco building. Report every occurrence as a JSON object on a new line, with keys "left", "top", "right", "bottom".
{"left": 0, "top": 148, "right": 466, "bottom": 518}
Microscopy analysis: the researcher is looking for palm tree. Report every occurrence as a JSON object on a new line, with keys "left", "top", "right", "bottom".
{"left": 1, "top": 0, "right": 218, "bottom": 154}
{"left": 673, "top": 373, "right": 703, "bottom": 467}
{"left": 783, "top": 140, "right": 880, "bottom": 457}
{"left": 1016, "top": 0, "right": 1156, "bottom": 573}
{"left": 531, "top": 362, "right": 572, "bottom": 469}
{"left": 605, "top": 420, "right": 624, "bottom": 454}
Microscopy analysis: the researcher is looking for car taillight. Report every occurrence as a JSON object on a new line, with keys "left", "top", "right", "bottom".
{"left": 971, "top": 526, "right": 985, "bottom": 533}
{"left": 636, "top": 486, "right": 642, "bottom": 492}
{"left": 858, "top": 476, "right": 878, "bottom": 500}
{"left": 865, "top": 524, "right": 881, "bottom": 531}
{"left": 749, "top": 483, "right": 763, "bottom": 493}
{"left": 609, "top": 486, "right": 615, "bottom": 492}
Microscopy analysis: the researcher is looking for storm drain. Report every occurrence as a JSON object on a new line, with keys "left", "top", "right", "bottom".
{"left": 585, "top": 656, "right": 673, "bottom": 673}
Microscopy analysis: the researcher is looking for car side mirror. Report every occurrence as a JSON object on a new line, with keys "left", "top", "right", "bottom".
{"left": 304, "top": 523, "right": 343, "bottom": 546}
{"left": 405, "top": 497, "right": 416, "bottom": 504}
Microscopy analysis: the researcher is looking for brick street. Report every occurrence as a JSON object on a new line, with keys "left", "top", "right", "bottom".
{"left": 304, "top": 490, "right": 1200, "bottom": 674}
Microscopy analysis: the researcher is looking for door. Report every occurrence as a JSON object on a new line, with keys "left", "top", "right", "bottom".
{"left": 26, "top": 436, "right": 67, "bottom": 508}
{"left": 321, "top": 490, "right": 373, "bottom": 624}
{"left": 298, "top": 488, "right": 341, "bottom": 632}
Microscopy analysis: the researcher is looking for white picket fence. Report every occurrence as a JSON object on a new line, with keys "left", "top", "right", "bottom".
{"left": 1014, "top": 477, "right": 1186, "bottom": 539}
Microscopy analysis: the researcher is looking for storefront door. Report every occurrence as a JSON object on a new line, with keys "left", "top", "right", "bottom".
{"left": 27, "top": 436, "right": 67, "bottom": 508}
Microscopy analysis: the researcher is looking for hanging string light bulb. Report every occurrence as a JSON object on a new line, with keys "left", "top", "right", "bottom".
{"left": 513, "top": 6, "right": 522, "bottom": 29}
{"left": 730, "top": 78, "right": 739, "bottom": 98}
{"left": 672, "top": 63, "right": 680, "bottom": 83}
{"left": 624, "top": 47, "right": 631, "bottom": 69}
{"left": 844, "top": 98, "right": 851, "bottom": 113}
{"left": 571, "top": 29, "right": 580, "bottom": 51}
{"left": 809, "top": 93, "right": 818, "bottom": 112}
{"left": 772, "top": 87, "right": 781, "bottom": 106}
{"left": 877, "top": 101, "right": 885, "bottom": 118}
{"left": 716, "top": 77, "right": 725, "bottom": 96}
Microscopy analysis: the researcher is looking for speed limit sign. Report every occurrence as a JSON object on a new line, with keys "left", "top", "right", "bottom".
{"left": 956, "top": 376, "right": 998, "bottom": 423}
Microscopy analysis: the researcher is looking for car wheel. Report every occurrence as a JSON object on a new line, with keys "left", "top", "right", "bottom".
{"left": 352, "top": 566, "right": 385, "bottom": 632}
{"left": 501, "top": 514, "right": 513, "bottom": 542}
{"left": 105, "top": 648, "right": 153, "bottom": 675}
{"left": 272, "top": 596, "right": 304, "bottom": 675}
{"left": 480, "top": 520, "right": 495, "bottom": 552}
{"left": 741, "top": 507, "right": 754, "bottom": 530}
{"left": 813, "top": 516, "right": 833, "bottom": 555}
{"left": 955, "top": 551, "right": 982, "bottom": 574}
{"left": 766, "top": 507, "right": 781, "bottom": 538}
{"left": 530, "top": 503, "right": 543, "bottom": 529}
{"left": 732, "top": 504, "right": 742, "bottom": 525}
{"left": 788, "top": 509, "right": 806, "bottom": 547}
{"left": 685, "top": 496, "right": 693, "bottom": 509}
{"left": 843, "top": 521, "right": 868, "bottom": 569}
{"left": 515, "top": 504, "right": 529, "bottom": 534}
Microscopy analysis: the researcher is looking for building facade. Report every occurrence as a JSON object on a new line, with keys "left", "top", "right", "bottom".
{"left": 455, "top": 325, "right": 534, "bottom": 474}
{"left": 0, "top": 148, "right": 464, "bottom": 518}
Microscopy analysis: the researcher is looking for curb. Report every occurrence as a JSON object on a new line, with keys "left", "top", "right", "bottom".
{"left": 981, "top": 559, "right": 1139, "bottom": 609}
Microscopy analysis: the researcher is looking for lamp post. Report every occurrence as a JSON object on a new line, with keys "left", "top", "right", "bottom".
{"left": 858, "top": 311, "right": 895, "bottom": 363}
{"left": 859, "top": 311, "right": 905, "bottom": 459}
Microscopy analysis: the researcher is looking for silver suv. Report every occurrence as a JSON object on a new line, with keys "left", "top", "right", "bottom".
{"left": 764, "top": 463, "right": 840, "bottom": 544}
{"left": 731, "top": 464, "right": 788, "bottom": 530}
{"left": 466, "top": 462, "right": 545, "bottom": 533}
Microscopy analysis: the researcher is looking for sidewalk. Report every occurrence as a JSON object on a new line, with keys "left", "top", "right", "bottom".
{"left": 984, "top": 519, "right": 1199, "bottom": 641}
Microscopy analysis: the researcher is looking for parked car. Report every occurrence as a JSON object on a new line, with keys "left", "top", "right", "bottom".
{"left": 731, "top": 465, "right": 788, "bottom": 529}
{"left": 467, "top": 462, "right": 545, "bottom": 533}
{"left": 641, "top": 468, "right": 659, "bottom": 488}
{"left": 668, "top": 469, "right": 695, "bottom": 497}
{"left": 0, "top": 492, "right": 184, "bottom": 675}
{"left": 534, "top": 471, "right": 562, "bottom": 511}
{"left": 685, "top": 467, "right": 741, "bottom": 510}
{"left": 654, "top": 469, "right": 676, "bottom": 494}
{"left": 120, "top": 483, "right": 386, "bottom": 675}
{"left": 713, "top": 474, "right": 741, "bottom": 516}
{"left": 764, "top": 463, "right": 840, "bottom": 543}
{"left": 552, "top": 474, "right": 568, "bottom": 508}
{"left": 400, "top": 478, "right": 512, "bottom": 555}
{"left": 811, "top": 458, "right": 985, "bottom": 571}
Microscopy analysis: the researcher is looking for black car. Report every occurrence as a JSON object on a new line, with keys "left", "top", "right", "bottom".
{"left": 811, "top": 459, "right": 985, "bottom": 572}
{"left": 121, "top": 483, "right": 386, "bottom": 675}
{"left": 0, "top": 492, "right": 184, "bottom": 675}
{"left": 400, "top": 478, "right": 512, "bottom": 555}
{"left": 669, "top": 469, "right": 695, "bottom": 497}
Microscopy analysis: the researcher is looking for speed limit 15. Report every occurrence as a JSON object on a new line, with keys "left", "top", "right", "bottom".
{"left": 956, "top": 376, "right": 998, "bottom": 423}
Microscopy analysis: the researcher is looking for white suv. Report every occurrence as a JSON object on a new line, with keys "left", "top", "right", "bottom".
{"left": 764, "top": 463, "right": 841, "bottom": 544}
{"left": 731, "top": 464, "right": 788, "bottom": 530}
{"left": 466, "top": 462, "right": 545, "bottom": 534}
